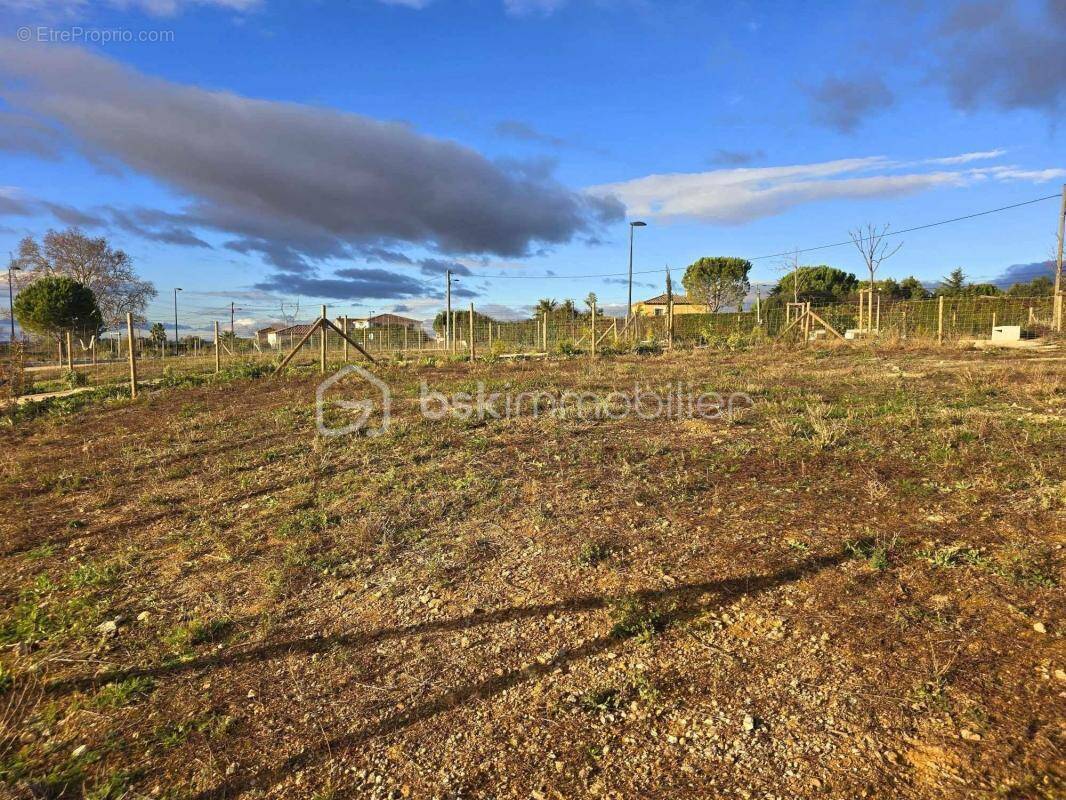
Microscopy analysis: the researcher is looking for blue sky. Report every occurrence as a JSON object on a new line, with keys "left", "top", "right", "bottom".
{"left": 0, "top": 0, "right": 1063, "bottom": 334}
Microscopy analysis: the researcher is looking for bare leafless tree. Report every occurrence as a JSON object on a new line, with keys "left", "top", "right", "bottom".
{"left": 849, "top": 223, "right": 903, "bottom": 287}
{"left": 774, "top": 248, "right": 802, "bottom": 303}
{"left": 16, "top": 228, "right": 156, "bottom": 327}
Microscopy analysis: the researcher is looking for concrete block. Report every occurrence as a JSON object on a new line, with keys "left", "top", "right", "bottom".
{"left": 991, "top": 325, "right": 1021, "bottom": 342}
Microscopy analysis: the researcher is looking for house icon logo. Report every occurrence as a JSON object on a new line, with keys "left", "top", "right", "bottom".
{"left": 315, "top": 364, "right": 391, "bottom": 438}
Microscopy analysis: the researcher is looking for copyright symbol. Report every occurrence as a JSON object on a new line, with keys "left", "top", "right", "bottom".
{"left": 16, "top": 26, "right": 32, "bottom": 42}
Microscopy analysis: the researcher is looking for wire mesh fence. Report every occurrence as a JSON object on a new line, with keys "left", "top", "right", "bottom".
{"left": 2, "top": 293, "right": 1059, "bottom": 402}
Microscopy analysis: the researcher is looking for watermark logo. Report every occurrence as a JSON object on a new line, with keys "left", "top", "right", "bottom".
{"left": 316, "top": 364, "right": 391, "bottom": 438}
{"left": 17, "top": 26, "right": 175, "bottom": 44}
{"left": 418, "top": 381, "right": 753, "bottom": 422}
{"left": 316, "top": 368, "right": 754, "bottom": 438}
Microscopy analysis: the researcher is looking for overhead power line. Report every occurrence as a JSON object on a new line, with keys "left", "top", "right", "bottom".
{"left": 457, "top": 192, "right": 1061, "bottom": 281}
{"left": 745, "top": 194, "right": 1060, "bottom": 262}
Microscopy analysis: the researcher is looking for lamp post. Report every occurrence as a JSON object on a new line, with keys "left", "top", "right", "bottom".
{"left": 445, "top": 270, "right": 460, "bottom": 352}
{"left": 173, "top": 288, "right": 182, "bottom": 356}
{"left": 627, "top": 221, "right": 647, "bottom": 323}
{"left": 6, "top": 256, "right": 20, "bottom": 343}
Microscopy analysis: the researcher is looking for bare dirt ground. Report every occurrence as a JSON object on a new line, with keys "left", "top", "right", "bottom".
{"left": 1, "top": 346, "right": 1063, "bottom": 799}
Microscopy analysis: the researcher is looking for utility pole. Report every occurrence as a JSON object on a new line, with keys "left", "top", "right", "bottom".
{"left": 1054, "top": 183, "right": 1065, "bottom": 331}
{"left": 230, "top": 301, "right": 238, "bottom": 338}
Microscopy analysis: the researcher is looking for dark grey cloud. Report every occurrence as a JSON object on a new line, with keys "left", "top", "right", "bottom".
{"left": 0, "top": 111, "right": 64, "bottom": 159}
{"left": 360, "top": 247, "right": 473, "bottom": 277}
{"left": 254, "top": 269, "right": 431, "bottom": 301}
{"left": 222, "top": 236, "right": 327, "bottom": 272}
{"left": 0, "top": 192, "right": 33, "bottom": 216}
{"left": 603, "top": 277, "right": 655, "bottom": 288}
{"left": 495, "top": 119, "right": 566, "bottom": 147}
{"left": 939, "top": 0, "right": 1006, "bottom": 34}
{"left": 992, "top": 259, "right": 1055, "bottom": 287}
{"left": 934, "top": 0, "right": 1066, "bottom": 117}
{"left": 495, "top": 154, "right": 560, "bottom": 182}
{"left": 708, "top": 148, "right": 765, "bottom": 166}
{"left": 40, "top": 201, "right": 108, "bottom": 227}
{"left": 415, "top": 257, "right": 471, "bottom": 277}
{"left": 806, "top": 76, "right": 894, "bottom": 133}
{"left": 110, "top": 207, "right": 212, "bottom": 248}
{"left": 0, "top": 41, "right": 623, "bottom": 280}
{"left": 359, "top": 246, "right": 414, "bottom": 265}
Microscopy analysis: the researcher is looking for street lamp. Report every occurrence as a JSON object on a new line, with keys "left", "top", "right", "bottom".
{"left": 173, "top": 287, "right": 182, "bottom": 356}
{"left": 445, "top": 270, "right": 460, "bottom": 352}
{"left": 627, "top": 221, "right": 647, "bottom": 323}
{"left": 7, "top": 256, "right": 21, "bottom": 343}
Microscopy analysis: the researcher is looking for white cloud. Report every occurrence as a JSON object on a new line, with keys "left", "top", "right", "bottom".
{"left": 0, "top": 0, "right": 259, "bottom": 16}
{"left": 503, "top": 0, "right": 568, "bottom": 15}
{"left": 923, "top": 149, "right": 1006, "bottom": 165}
{"left": 374, "top": 0, "right": 433, "bottom": 8}
{"left": 979, "top": 166, "right": 1066, "bottom": 182}
{"left": 588, "top": 153, "right": 1061, "bottom": 224}
{"left": 373, "top": 0, "right": 569, "bottom": 14}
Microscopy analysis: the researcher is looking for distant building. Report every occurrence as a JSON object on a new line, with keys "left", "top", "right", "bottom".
{"left": 631, "top": 293, "right": 705, "bottom": 316}
{"left": 265, "top": 323, "right": 315, "bottom": 347}
{"left": 346, "top": 313, "right": 421, "bottom": 330}
{"left": 256, "top": 325, "right": 282, "bottom": 345}
{"left": 367, "top": 313, "right": 421, "bottom": 328}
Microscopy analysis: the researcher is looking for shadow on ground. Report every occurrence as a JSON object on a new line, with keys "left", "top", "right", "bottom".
{"left": 49, "top": 550, "right": 849, "bottom": 798}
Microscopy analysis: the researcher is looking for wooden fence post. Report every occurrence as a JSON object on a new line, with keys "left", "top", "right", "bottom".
{"left": 991, "top": 312, "right": 996, "bottom": 334}
{"left": 342, "top": 316, "right": 349, "bottom": 362}
{"left": 875, "top": 292, "right": 881, "bottom": 333}
{"left": 667, "top": 298, "right": 674, "bottom": 349}
{"left": 126, "top": 313, "right": 138, "bottom": 398}
{"left": 319, "top": 305, "right": 327, "bottom": 374}
{"left": 66, "top": 330, "right": 73, "bottom": 370}
{"left": 469, "top": 302, "right": 476, "bottom": 362}
{"left": 214, "top": 321, "right": 221, "bottom": 373}
{"left": 542, "top": 311, "right": 548, "bottom": 352}
{"left": 591, "top": 303, "right": 597, "bottom": 357}
{"left": 937, "top": 296, "right": 944, "bottom": 345}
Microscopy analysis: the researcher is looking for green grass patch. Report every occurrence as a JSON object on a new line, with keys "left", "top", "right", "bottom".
{"left": 89, "top": 676, "right": 155, "bottom": 709}
{"left": 609, "top": 595, "right": 666, "bottom": 642}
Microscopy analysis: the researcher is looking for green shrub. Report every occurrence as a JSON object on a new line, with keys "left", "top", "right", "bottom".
{"left": 609, "top": 595, "right": 665, "bottom": 642}
{"left": 633, "top": 337, "right": 662, "bottom": 356}
{"left": 555, "top": 338, "right": 584, "bottom": 357}
{"left": 63, "top": 369, "right": 89, "bottom": 389}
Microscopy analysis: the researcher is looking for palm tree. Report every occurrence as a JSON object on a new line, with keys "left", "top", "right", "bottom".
{"left": 559, "top": 299, "right": 577, "bottom": 319}
{"left": 534, "top": 298, "right": 557, "bottom": 316}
